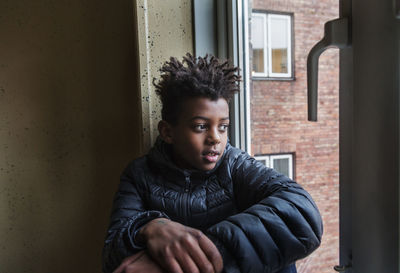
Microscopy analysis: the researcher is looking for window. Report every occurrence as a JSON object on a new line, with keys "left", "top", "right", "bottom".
{"left": 251, "top": 12, "right": 293, "bottom": 78}
{"left": 255, "top": 153, "right": 294, "bottom": 179}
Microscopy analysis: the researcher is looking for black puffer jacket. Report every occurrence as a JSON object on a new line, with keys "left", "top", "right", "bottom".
{"left": 102, "top": 139, "right": 323, "bottom": 273}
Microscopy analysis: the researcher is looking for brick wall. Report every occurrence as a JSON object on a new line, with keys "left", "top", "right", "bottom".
{"left": 250, "top": 1, "right": 339, "bottom": 272}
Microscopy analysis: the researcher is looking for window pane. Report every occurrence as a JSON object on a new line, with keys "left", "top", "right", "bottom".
{"left": 272, "top": 158, "right": 289, "bottom": 177}
{"left": 251, "top": 14, "right": 265, "bottom": 74}
{"left": 269, "top": 16, "right": 289, "bottom": 74}
{"left": 245, "top": 4, "right": 339, "bottom": 273}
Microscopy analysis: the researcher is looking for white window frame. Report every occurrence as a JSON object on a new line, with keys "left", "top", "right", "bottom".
{"left": 254, "top": 155, "right": 270, "bottom": 167}
{"left": 270, "top": 154, "right": 294, "bottom": 179}
{"left": 251, "top": 13, "right": 268, "bottom": 77}
{"left": 255, "top": 153, "right": 294, "bottom": 179}
{"left": 267, "top": 14, "right": 292, "bottom": 78}
{"left": 251, "top": 12, "right": 293, "bottom": 78}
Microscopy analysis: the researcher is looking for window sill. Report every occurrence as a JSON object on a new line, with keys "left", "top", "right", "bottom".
{"left": 252, "top": 76, "right": 296, "bottom": 81}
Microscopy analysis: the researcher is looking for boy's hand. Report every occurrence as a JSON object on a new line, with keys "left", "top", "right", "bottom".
{"left": 112, "top": 250, "right": 165, "bottom": 273}
{"left": 138, "top": 218, "right": 223, "bottom": 273}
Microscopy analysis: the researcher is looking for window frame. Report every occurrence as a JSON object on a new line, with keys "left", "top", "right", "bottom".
{"left": 251, "top": 10, "right": 294, "bottom": 80}
{"left": 254, "top": 154, "right": 270, "bottom": 167}
{"left": 195, "top": 0, "right": 400, "bottom": 271}
{"left": 255, "top": 153, "right": 295, "bottom": 179}
{"left": 251, "top": 12, "right": 268, "bottom": 77}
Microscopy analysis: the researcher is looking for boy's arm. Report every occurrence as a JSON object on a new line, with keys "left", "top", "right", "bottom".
{"left": 102, "top": 165, "right": 169, "bottom": 273}
{"left": 137, "top": 218, "right": 223, "bottom": 273}
{"left": 206, "top": 150, "right": 323, "bottom": 273}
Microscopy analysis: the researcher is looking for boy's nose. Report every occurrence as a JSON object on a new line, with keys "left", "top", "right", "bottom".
{"left": 207, "top": 128, "right": 221, "bottom": 144}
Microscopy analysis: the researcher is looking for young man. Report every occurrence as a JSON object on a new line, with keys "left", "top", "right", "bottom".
{"left": 102, "top": 54, "right": 323, "bottom": 273}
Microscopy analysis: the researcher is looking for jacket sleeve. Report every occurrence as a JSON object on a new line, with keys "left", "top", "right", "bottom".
{"left": 101, "top": 163, "right": 169, "bottom": 273}
{"left": 206, "top": 151, "right": 323, "bottom": 273}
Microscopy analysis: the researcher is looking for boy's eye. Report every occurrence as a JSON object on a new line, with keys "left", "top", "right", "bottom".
{"left": 193, "top": 123, "right": 229, "bottom": 132}
{"left": 219, "top": 124, "right": 229, "bottom": 132}
{"left": 194, "top": 124, "right": 207, "bottom": 131}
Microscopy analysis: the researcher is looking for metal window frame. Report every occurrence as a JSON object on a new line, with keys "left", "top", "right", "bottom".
{"left": 193, "top": 0, "right": 250, "bottom": 153}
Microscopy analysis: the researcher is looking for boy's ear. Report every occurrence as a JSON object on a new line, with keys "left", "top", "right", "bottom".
{"left": 158, "top": 120, "right": 174, "bottom": 144}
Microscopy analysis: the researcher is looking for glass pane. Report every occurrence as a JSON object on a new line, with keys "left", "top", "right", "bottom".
{"left": 252, "top": 49, "right": 265, "bottom": 74}
{"left": 245, "top": 3, "right": 339, "bottom": 273}
{"left": 251, "top": 14, "right": 265, "bottom": 74}
{"left": 273, "top": 158, "right": 289, "bottom": 177}
{"left": 269, "top": 16, "right": 289, "bottom": 74}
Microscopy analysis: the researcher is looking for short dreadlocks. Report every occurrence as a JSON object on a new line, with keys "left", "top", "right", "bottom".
{"left": 154, "top": 53, "right": 241, "bottom": 124}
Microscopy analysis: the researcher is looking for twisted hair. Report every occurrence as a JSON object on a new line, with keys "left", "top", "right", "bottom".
{"left": 154, "top": 53, "right": 241, "bottom": 124}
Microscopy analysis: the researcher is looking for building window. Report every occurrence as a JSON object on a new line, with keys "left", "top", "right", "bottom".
{"left": 251, "top": 12, "right": 293, "bottom": 78}
{"left": 255, "top": 153, "right": 294, "bottom": 179}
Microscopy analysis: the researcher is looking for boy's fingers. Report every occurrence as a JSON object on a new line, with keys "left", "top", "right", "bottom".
{"left": 162, "top": 256, "right": 184, "bottom": 273}
{"left": 175, "top": 250, "right": 202, "bottom": 273}
{"left": 197, "top": 234, "right": 223, "bottom": 273}
{"left": 182, "top": 235, "right": 215, "bottom": 273}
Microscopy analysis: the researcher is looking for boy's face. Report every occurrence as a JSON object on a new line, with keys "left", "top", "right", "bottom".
{"left": 160, "top": 97, "right": 230, "bottom": 171}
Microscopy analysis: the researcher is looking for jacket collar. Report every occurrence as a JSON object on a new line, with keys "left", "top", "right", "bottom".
{"left": 148, "top": 136, "right": 230, "bottom": 180}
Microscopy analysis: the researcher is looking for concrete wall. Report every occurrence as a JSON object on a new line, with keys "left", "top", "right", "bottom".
{"left": 0, "top": 0, "right": 192, "bottom": 272}
{"left": 136, "top": 0, "right": 193, "bottom": 151}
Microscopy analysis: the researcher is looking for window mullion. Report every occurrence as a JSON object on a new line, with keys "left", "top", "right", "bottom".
{"left": 287, "top": 16, "right": 292, "bottom": 77}
{"left": 264, "top": 13, "right": 268, "bottom": 77}
{"left": 267, "top": 14, "right": 273, "bottom": 78}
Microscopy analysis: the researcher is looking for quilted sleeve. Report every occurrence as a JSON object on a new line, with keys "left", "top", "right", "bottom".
{"left": 206, "top": 150, "right": 323, "bottom": 273}
{"left": 101, "top": 163, "right": 169, "bottom": 273}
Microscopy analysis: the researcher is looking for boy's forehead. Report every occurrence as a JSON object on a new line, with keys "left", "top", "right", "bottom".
{"left": 180, "top": 97, "right": 229, "bottom": 118}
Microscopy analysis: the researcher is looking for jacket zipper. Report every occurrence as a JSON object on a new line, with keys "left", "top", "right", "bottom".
{"left": 183, "top": 173, "right": 191, "bottom": 225}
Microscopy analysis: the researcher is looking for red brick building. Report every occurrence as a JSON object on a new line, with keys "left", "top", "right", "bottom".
{"left": 249, "top": 1, "right": 339, "bottom": 272}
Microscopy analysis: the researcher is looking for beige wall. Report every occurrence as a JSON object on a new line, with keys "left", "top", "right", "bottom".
{"left": 0, "top": 1, "right": 191, "bottom": 272}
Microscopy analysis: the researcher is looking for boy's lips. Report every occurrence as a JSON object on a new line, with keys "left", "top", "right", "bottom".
{"left": 202, "top": 150, "right": 220, "bottom": 163}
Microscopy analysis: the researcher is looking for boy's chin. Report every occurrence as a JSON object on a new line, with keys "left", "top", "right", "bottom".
{"left": 200, "top": 166, "right": 216, "bottom": 171}
{"left": 197, "top": 161, "right": 218, "bottom": 171}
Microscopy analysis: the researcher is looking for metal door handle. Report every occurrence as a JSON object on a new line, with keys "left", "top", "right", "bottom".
{"left": 334, "top": 264, "right": 352, "bottom": 272}
{"left": 307, "top": 17, "right": 350, "bottom": 121}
